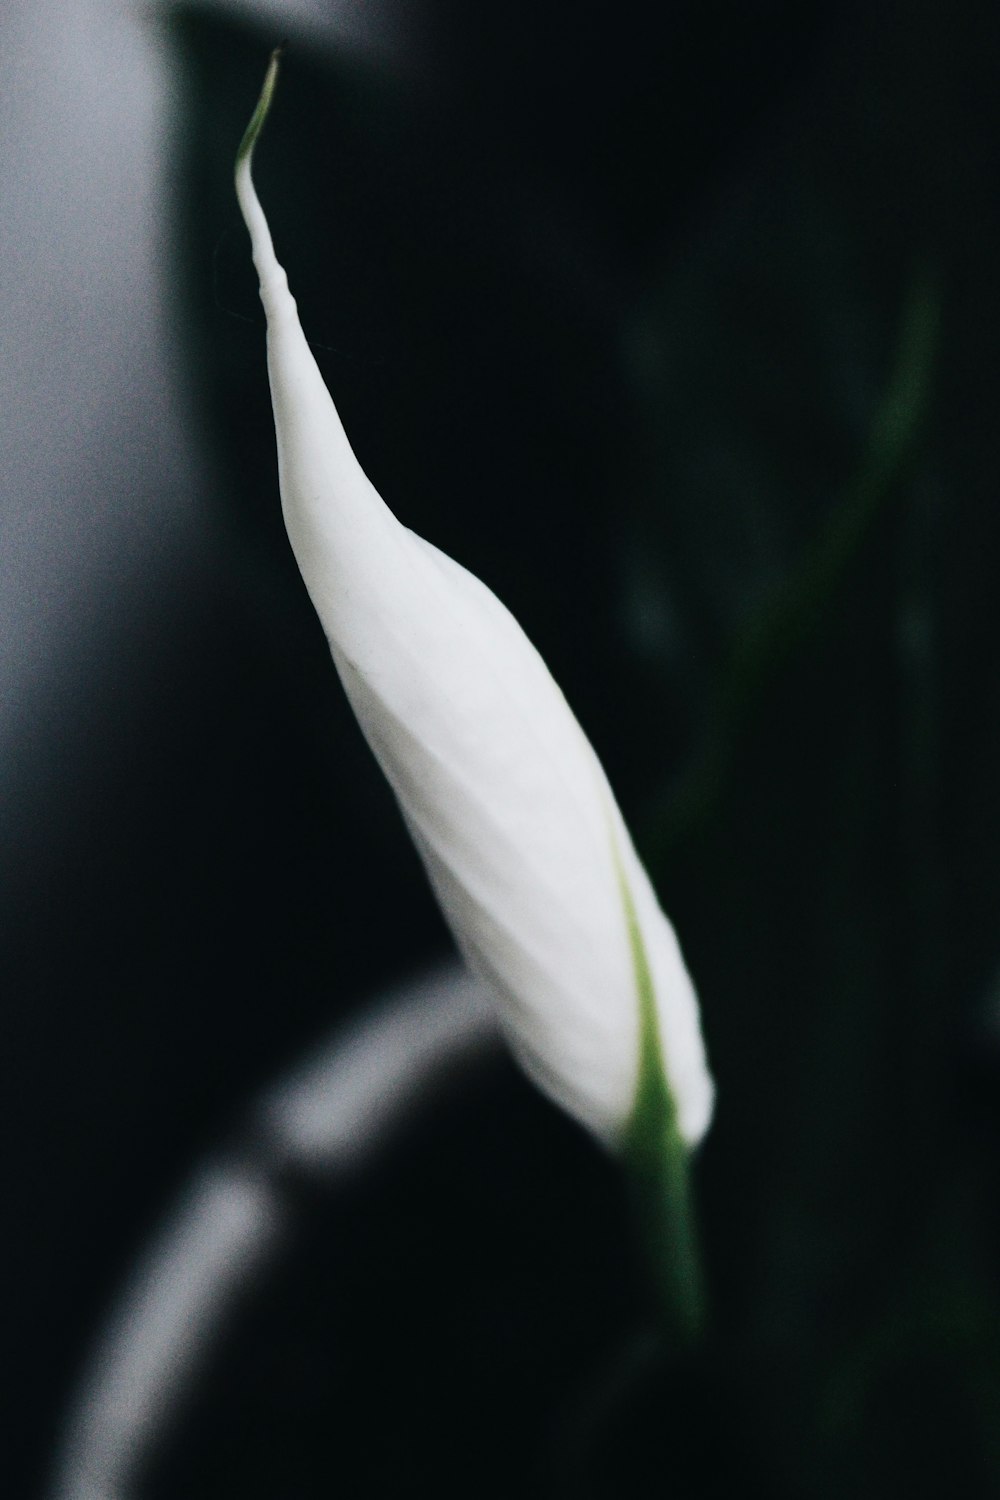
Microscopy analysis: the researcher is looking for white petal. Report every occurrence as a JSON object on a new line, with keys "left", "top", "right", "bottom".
{"left": 235, "top": 66, "right": 714, "bottom": 1148}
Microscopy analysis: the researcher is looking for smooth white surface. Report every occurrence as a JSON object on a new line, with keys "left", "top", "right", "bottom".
{"left": 236, "top": 123, "right": 714, "bottom": 1148}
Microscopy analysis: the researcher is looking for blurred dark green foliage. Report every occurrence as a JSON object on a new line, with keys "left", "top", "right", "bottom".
{"left": 139, "top": 0, "right": 1000, "bottom": 1494}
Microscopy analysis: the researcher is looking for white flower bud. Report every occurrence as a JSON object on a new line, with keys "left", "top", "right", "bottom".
{"left": 235, "top": 55, "right": 713, "bottom": 1151}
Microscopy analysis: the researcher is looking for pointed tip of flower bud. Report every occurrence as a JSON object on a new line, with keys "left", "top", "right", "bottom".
{"left": 232, "top": 71, "right": 715, "bottom": 1160}
{"left": 235, "top": 47, "right": 283, "bottom": 177}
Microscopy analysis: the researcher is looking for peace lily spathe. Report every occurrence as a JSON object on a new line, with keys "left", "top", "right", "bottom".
{"left": 235, "top": 54, "right": 713, "bottom": 1153}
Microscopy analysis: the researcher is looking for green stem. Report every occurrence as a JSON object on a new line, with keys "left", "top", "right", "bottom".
{"left": 625, "top": 1103, "right": 705, "bottom": 1349}
{"left": 614, "top": 837, "right": 706, "bottom": 1347}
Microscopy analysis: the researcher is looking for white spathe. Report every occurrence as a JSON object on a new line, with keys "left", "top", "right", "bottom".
{"left": 235, "top": 65, "right": 713, "bottom": 1150}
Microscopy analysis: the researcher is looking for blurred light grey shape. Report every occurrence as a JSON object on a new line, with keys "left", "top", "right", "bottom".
{"left": 51, "top": 1167, "right": 284, "bottom": 1500}
{"left": 261, "top": 960, "right": 498, "bottom": 1168}
{"left": 49, "top": 960, "right": 497, "bottom": 1500}
{"left": 0, "top": 0, "right": 420, "bottom": 864}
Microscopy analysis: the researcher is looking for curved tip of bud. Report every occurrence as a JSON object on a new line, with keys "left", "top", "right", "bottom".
{"left": 229, "top": 47, "right": 716, "bottom": 1178}
{"left": 235, "top": 46, "right": 284, "bottom": 178}
{"left": 235, "top": 48, "right": 293, "bottom": 304}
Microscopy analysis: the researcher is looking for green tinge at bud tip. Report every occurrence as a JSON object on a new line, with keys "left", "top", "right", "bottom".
{"left": 235, "top": 46, "right": 283, "bottom": 172}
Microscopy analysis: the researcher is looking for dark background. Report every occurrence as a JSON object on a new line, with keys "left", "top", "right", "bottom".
{"left": 5, "top": 0, "right": 1000, "bottom": 1493}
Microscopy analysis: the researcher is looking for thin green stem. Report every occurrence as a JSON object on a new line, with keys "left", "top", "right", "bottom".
{"left": 614, "top": 840, "right": 706, "bottom": 1347}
